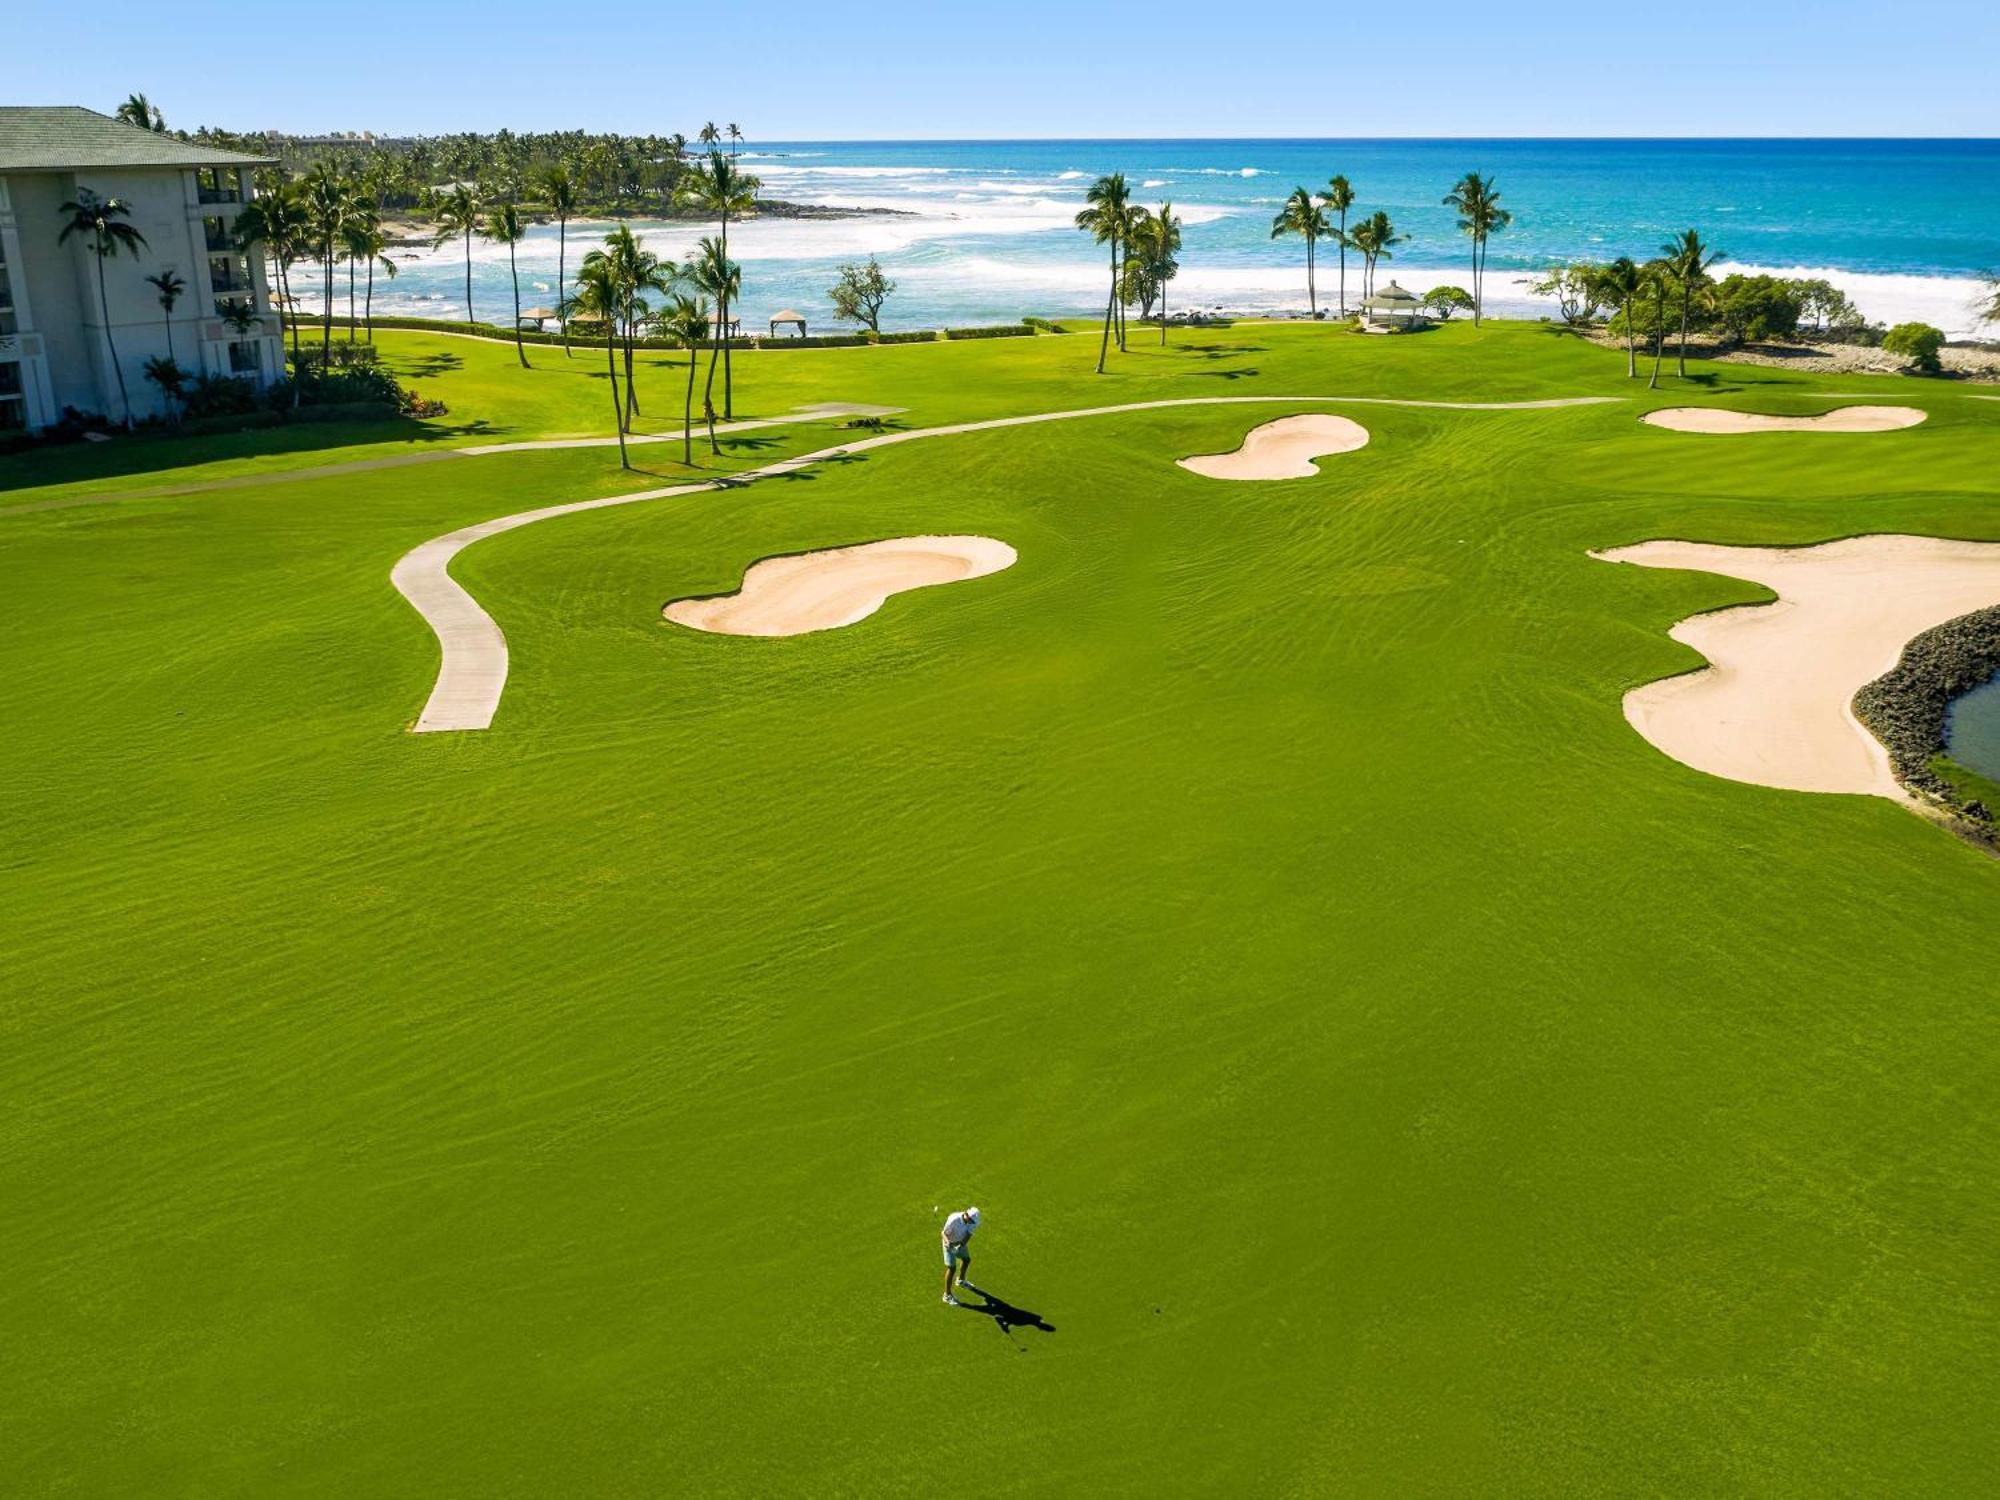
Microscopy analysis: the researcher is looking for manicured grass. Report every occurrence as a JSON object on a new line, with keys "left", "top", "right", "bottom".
{"left": 4, "top": 321, "right": 1997, "bottom": 1495}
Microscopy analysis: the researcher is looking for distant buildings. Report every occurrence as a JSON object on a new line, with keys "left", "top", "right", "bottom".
{"left": 0, "top": 106, "right": 283, "bottom": 433}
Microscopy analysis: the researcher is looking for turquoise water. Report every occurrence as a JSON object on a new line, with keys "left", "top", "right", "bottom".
{"left": 1946, "top": 676, "right": 2000, "bottom": 784}
{"left": 334, "top": 138, "right": 2000, "bottom": 333}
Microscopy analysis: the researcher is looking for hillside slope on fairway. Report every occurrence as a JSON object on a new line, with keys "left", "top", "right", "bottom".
{"left": 3, "top": 322, "right": 1997, "bottom": 1496}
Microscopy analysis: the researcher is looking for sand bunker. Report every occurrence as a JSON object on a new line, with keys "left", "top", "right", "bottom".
{"left": 1593, "top": 534, "right": 2000, "bottom": 799}
{"left": 1177, "top": 414, "right": 1371, "bottom": 479}
{"left": 663, "top": 535, "right": 1016, "bottom": 637}
{"left": 1641, "top": 405, "right": 1927, "bottom": 435}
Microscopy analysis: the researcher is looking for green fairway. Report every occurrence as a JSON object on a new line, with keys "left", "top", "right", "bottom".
{"left": 4, "top": 321, "right": 1997, "bottom": 1495}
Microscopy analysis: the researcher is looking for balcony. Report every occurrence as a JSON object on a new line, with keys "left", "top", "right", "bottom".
{"left": 204, "top": 218, "right": 235, "bottom": 252}
{"left": 195, "top": 170, "right": 242, "bottom": 205}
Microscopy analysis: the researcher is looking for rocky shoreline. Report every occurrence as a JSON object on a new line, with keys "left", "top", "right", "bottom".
{"left": 1588, "top": 330, "right": 2000, "bottom": 381}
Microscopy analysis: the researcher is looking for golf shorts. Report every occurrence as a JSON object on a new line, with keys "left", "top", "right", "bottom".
{"left": 942, "top": 1240, "right": 971, "bottom": 1269}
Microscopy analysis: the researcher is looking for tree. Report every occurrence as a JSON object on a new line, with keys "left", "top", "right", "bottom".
{"left": 561, "top": 257, "right": 628, "bottom": 469}
{"left": 1349, "top": 211, "right": 1403, "bottom": 300}
{"left": 1710, "top": 274, "right": 1802, "bottom": 346}
{"left": 430, "top": 182, "right": 481, "bottom": 327}
{"left": 1443, "top": 172, "right": 1511, "bottom": 326}
{"left": 1422, "top": 286, "right": 1475, "bottom": 322}
{"left": 116, "top": 93, "right": 165, "bottom": 132}
{"left": 1527, "top": 262, "right": 1605, "bottom": 327}
{"left": 1643, "top": 260, "right": 1672, "bottom": 390}
{"left": 829, "top": 258, "right": 895, "bottom": 333}
{"left": 235, "top": 183, "right": 309, "bottom": 384}
{"left": 676, "top": 151, "right": 759, "bottom": 418}
{"left": 1271, "top": 186, "right": 1329, "bottom": 318}
{"left": 481, "top": 202, "right": 532, "bottom": 368}
{"left": 1135, "top": 201, "right": 1182, "bottom": 343}
{"left": 591, "top": 225, "right": 673, "bottom": 429}
{"left": 343, "top": 222, "right": 397, "bottom": 341}
{"left": 656, "top": 294, "right": 713, "bottom": 463}
{"left": 142, "top": 356, "right": 185, "bottom": 422}
{"left": 1319, "top": 175, "right": 1355, "bottom": 316}
{"left": 684, "top": 239, "right": 740, "bottom": 453}
{"left": 1592, "top": 257, "right": 1645, "bottom": 377}
{"left": 299, "top": 166, "right": 354, "bottom": 360}
{"left": 1075, "top": 172, "right": 1131, "bottom": 375}
{"left": 1791, "top": 278, "right": 1862, "bottom": 339}
{"left": 57, "top": 189, "right": 149, "bottom": 428}
{"left": 540, "top": 163, "right": 579, "bottom": 355}
{"left": 1659, "top": 228, "right": 1721, "bottom": 377}
{"left": 337, "top": 193, "right": 379, "bottom": 342}
{"left": 1883, "top": 321, "right": 1945, "bottom": 374}
{"left": 144, "top": 267, "right": 186, "bottom": 367}
{"left": 727, "top": 123, "right": 743, "bottom": 158}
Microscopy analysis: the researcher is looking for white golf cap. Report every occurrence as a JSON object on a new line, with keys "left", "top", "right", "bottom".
{"left": 966, "top": 1206, "right": 981, "bottom": 1223}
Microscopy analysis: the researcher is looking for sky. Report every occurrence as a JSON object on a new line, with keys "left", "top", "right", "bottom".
{"left": 14, "top": 0, "right": 2000, "bottom": 139}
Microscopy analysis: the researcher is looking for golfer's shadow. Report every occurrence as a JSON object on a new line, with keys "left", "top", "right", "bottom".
{"left": 959, "top": 1287, "right": 1056, "bottom": 1340}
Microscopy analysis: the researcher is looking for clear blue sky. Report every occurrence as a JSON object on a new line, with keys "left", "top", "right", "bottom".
{"left": 16, "top": 0, "right": 1999, "bottom": 139}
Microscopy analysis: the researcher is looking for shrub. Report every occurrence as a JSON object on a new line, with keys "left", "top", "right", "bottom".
{"left": 1023, "top": 317, "right": 1061, "bottom": 333}
{"left": 1882, "top": 321, "right": 1945, "bottom": 373}
{"left": 940, "top": 324, "right": 1035, "bottom": 340}
{"left": 1423, "top": 286, "right": 1476, "bottom": 322}
{"left": 1526, "top": 266, "right": 1602, "bottom": 326}
{"left": 873, "top": 329, "right": 939, "bottom": 344}
{"left": 181, "top": 374, "right": 262, "bottom": 419}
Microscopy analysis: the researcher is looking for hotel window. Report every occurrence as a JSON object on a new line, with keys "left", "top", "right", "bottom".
{"left": 215, "top": 292, "right": 252, "bottom": 322}
{"left": 0, "top": 242, "right": 14, "bottom": 336}
{"left": 0, "top": 360, "right": 24, "bottom": 430}
{"left": 204, "top": 216, "right": 234, "bottom": 252}
{"left": 209, "top": 254, "right": 249, "bottom": 296}
{"left": 196, "top": 168, "right": 241, "bottom": 205}
{"left": 228, "top": 341, "right": 260, "bottom": 375}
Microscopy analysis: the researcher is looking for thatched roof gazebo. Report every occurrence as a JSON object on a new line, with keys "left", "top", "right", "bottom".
{"left": 518, "top": 306, "right": 560, "bottom": 331}
{"left": 1360, "top": 282, "right": 1425, "bottom": 331}
{"left": 768, "top": 309, "right": 807, "bottom": 338}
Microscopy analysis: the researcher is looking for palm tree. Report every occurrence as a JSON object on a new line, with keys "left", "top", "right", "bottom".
{"left": 482, "top": 202, "right": 532, "bottom": 368}
{"left": 1147, "top": 202, "right": 1183, "bottom": 344}
{"left": 676, "top": 151, "right": 759, "bottom": 418}
{"left": 562, "top": 258, "right": 629, "bottom": 469}
{"left": 343, "top": 222, "right": 396, "bottom": 342}
{"left": 431, "top": 182, "right": 481, "bottom": 326}
{"left": 684, "top": 238, "right": 740, "bottom": 453}
{"left": 1319, "top": 175, "right": 1355, "bottom": 316}
{"left": 115, "top": 93, "right": 165, "bottom": 132}
{"left": 337, "top": 193, "right": 379, "bottom": 342}
{"left": 299, "top": 166, "right": 353, "bottom": 360}
{"left": 1660, "top": 229, "right": 1721, "bottom": 377}
{"left": 1075, "top": 172, "right": 1131, "bottom": 375}
{"left": 236, "top": 185, "right": 308, "bottom": 363}
{"left": 1443, "top": 173, "right": 1512, "bottom": 326}
{"left": 141, "top": 355, "right": 184, "bottom": 422}
{"left": 727, "top": 123, "right": 743, "bottom": 158}
{"left": 657, "top": 294, "right": 713, "bottom": 463}
{"left": 589, "top": 225, "right": 673, "bottom": 428}
{"left": 1595, "top": 257, "right": 1644, "bottom": 377}
{"left": 1644, "top": 260, "right": 1672, "bottom": 389}
{"left": 1271, "top": 186, "right": 1329, "bottom": 318}
{"left": 144, "top": 268, "right": 185, "bottom": 367}
{"left": 1349, "top": 211, "right": 1404, "bottom": 300}
{"left": 57, "top": 189, "right": 149, "bottom": 428}
{"left": 539, "top": 163, "right": 579, "bottom": 356}
{"left": 699, "top": 122, "right": 721, "bottom": 149}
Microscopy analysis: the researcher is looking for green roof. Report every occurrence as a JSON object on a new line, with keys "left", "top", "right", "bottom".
{"left": 0, "top": 106, "right": 272, "bottom": 172}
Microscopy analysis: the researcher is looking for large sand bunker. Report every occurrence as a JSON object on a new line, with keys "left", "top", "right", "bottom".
{"left": 1641, "top": 405, "right": 1927, "bottom": 435}
{"left": 1177, "top": 414, "right": 1371, "bottom": 479}
{"left": 1593, "top": 534, "right": 2000, "bottom": 799}
{"left": 664, "top": 535, "right": 1016, "bottom": 637}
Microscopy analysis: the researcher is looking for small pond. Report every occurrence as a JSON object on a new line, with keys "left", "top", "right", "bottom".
{"left": 1945, "top": 675, "right": 2000, "bottom": 782}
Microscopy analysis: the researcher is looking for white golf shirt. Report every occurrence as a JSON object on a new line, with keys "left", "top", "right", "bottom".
{"left": 942, "top": 1211, "right": 978, "bottom": 1249}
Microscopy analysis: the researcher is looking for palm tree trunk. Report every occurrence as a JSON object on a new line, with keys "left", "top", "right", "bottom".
{"left": 322, "top": 252, "right": 334, "bottom": 362}
{"left": 1160, "top": 272, "right": 1168, "bottom": 346}
{"left": 94, "top": 250, "right": 133, "bottom": 429}
{"left": 1307, "top": 235, "right": 1316, "bottom": 318}
{"left": 1677, "top": 282, "right": 1691, "bottom": 377}
{"left": 558, "top": 215, "right": 571, "bottom": 357}
{"left": 702, "top": 325, "right": 723, "bottom": 452}
{"left": 1649, "top": 292, "right": 1666, "bottom": 390}
{"left": 1624, "top": 297, "right": 1636, "bottom": 377}
{"left": 365, "top": 262, "right": 375, "bottom": 342}
{"left": 605, "top": 327, "right": 627, "bottom": 468}
{"left": 463, "top": 229, "right": 474, "bottom": 326}
{"left": 1097, "top": 236, "right": 1116, "bottom": 374}
{"left": 347, "top": 259, "right": 357, "bottom": 342}
{"left": 623, "top": 306, "right": 639, "bottom": 427}
{"left": 1337, "top": 212, "right": 1348, "bottom": 316}
{"left": 720, "top": 211, "right": 734, "bottom": 419}
{"left": 1471, "top": 235, "right": 1482, "bottom": 327}
{"left": 162, "top": 308, "right": 176, "bottom": 370}
{"left": 509, "top": 242, "right": 528, "bottom": 368}
{"left": 683, "top": 354, "right": 696, "bottom": 464}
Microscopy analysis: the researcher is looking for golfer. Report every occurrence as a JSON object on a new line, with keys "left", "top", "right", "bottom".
{"left": 940, "top": 1205, "right": 981, "bottom": 1305}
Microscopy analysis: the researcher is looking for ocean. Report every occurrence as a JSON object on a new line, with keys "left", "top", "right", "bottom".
{"left": 316, "top": 138, "right": 2000, "bottom": 335}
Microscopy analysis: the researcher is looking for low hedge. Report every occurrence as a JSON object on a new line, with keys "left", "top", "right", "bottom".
{"left": 287, "top": 313, "right": 1040, "bottom": 352}
{"left": 941, "top": 324, "right": 1036, "bottom": 340}
{"left": 1853, "top": 606, "right": 2000, "bottom": 821}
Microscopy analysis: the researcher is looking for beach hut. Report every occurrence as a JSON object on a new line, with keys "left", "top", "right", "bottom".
{"left": 517, "top": 306, "right": 559, "bottom": 332}
{"left": 1360, "top": 283, "right": 1425, "bottom": 331}
{"left": 709, "top": 311, "right": 742, "bottom": 340}
{"left": 768, "top": 309, "right": 808, "bottom": 338}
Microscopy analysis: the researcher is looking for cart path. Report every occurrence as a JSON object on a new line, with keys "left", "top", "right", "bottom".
{"left": 395, "top": 392, "right": 1622, "bottom": 733}
{"left": 0, "top": 403, "right": 902, "bottom": 517}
